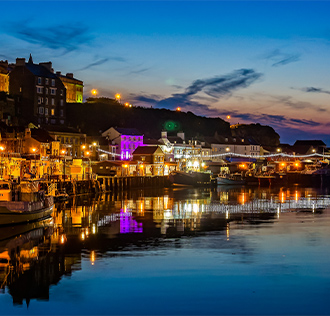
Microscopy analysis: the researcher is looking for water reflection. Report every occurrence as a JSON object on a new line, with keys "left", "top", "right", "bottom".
{"left": 1, "top": 186, "right": 330, "bottom": 311}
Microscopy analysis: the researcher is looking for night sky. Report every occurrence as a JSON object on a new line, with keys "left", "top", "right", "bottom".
{"left": 1, "top": 1, "right": 330, "bottom": 144}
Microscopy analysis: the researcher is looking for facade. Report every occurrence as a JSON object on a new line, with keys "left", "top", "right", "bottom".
{"left": 57, "top": 72, "right": 83, "bottom": 103}
{"left": 101, "top": 127, "right": 144, "bottom": 160}
{"left": 0, "top": 60, "right": 9, "bottom": 93}
{"left": 45, "top": 126, "right": 86, "bottom": 159}
{"left": 132, "top": 145, "right": 165, "bottom": 176}
{"left": 9, "top": 56, "right": 66, "bottom": 125}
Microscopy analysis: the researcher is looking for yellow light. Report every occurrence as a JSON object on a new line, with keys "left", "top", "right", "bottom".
{"left": 277, "top": 148, "right": 281, "bottom": 152}
{"left": 115, "top": 93, "right": 121, "bottom": 100}
{"left": 176, "top": 107, "right": 181, "bottom": 111}
{"left": 91, "top": 250, "right": 95, "bottom": 265}
{"left": 129, "top": 104, "right": 132, "bottom": 108}
{"left": 91, "top": 89, "right": 98, "bottom": 96}
{"left": 124, "top": 102, "right": 129, "bottom": 107}
{"left": 93, "top": 142, "right": 97, "bottom": 146}
{"left": 295, "top": 162, "right": 300, "bottom": 167}
{"left": 61, "top": 150, "right": 66, "bottom": 155}
{"left": 281, "top": 163, "right": 286, "bottom": 167}
{"left": 227, "top": 115, "right": 231, "bottom": 119}
{"left": 82, "top": 145, "right": 86, "bottom": 149}
{"left": 32, "top": 147, "right": 36, "bottom": 153}
{"left": 60, "top": 235, "right": 66, "bottom": 244}
{"left": 123, "top": 164, "right": 128, "bottom": 168}
{"left": 0, "top": 146, "right": 5, "bottom": 151}
{"left": 226, "top": 147, "right": 230, "bottom": 152}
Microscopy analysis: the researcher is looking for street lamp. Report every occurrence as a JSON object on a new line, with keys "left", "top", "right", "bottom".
{"left": 115, "top": 93, "right": 121, "bottom": 103}
{"left": 61, "top": 150, "right": 67, "bottom": 181}
{"left": 31, "top": 147, "right": 37, "bottom": 177}
{"left": 0, "top": 146, "right": 5, "bottom": 179}
{"left": 85, "top": 151, "right": 91, "bottom": 180}
{"left": 91, "top": 89, "right": 98, "bottom": 96}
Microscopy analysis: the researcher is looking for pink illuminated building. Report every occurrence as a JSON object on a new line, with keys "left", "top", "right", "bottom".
{"left": 101, "top": 127, "right": 144, "bottom": 160}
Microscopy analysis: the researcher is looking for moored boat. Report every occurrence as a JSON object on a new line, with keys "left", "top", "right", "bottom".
{"left": 217, "top": 173, "right": 246, "bottom": 185}
{"left": 169, "top": 171, "right": 211, "bottom": 186}
{"left": 0, "top": 180, "right": 54, "bottom": 226}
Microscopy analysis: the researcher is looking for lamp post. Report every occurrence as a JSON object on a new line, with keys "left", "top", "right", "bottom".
{"left": 61, "top": 150, "right": 67, "bottom": 181}
{"left": 85, "top": 151, "right": 91, "bottom": 180}
{"left": 31, "top": 147, "right": 37, "bottom": 177}
{"left": 0, "top": 146, "right": 5, "bottom": 179}
{"left": 115, "top": 93, "right": 121, "bottom": 104}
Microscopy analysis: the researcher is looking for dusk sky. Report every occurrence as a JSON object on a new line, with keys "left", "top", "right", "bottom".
{"left": 1, "top": 1, "right": 330, "bottom": 144}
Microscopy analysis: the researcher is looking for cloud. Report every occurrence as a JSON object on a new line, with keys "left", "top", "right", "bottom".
{"left": 262, "top": 49, "right": 301, "bottom": 67}
{"left": 271, "top": 95, "right": 326, "bottom": 112}
{"left": 133, "top": 69, "right": 262, "bottom": 112}
{"left": 8, "top": 22, "right": 92, "bottom": 53}
{"left": 79, "top": 58, "right": 110, "bottom": 71}
{"left": 128, "top": 67, "right": 151, "bottom": 75}
{"left": 301, "top": 87, "right": 330, "bottom": 95}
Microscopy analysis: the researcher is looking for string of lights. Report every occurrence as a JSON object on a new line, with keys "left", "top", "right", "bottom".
{"left": 98, "top": 147, "right": 330, "bottom": 160}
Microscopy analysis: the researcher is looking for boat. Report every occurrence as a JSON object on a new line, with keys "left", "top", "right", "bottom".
{"left": 54, "top": 188, "right": 69, "bottom": 202}
{"left": 0, "top": 180, "right": 54, "bottom": 226}
{"left": 217, "top": 173, "right": 246, "bottom": 185}
{"left": 169, "top": 171, "right": 211, "bottom": 186}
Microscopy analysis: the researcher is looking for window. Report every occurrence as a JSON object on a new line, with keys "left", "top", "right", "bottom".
{"left": 37, "top": 87, "right": 43, "bottom": 94}
{"left": 45, "top": 78, "right": 49, "bottom": 85}
{"left": 45, "top": 88, "right": 48, "bottom": 94}
{"left": 51, "top": 88, "right": 56, "bottom": 95}
{"left": 51, "top": 79, "right": 55, "bottom": 87}
{"left": 38, "top": 77, "right": 42, "bottom": 84}
{"left": 60, "top": 89, "right": 63, "bottom": 96}
{"left": 45, "top": 98, "right": 48, "bottom": 105}
{"left": 51, "top": 109, "right": 55, "bottom": 116}
{"left": 60, "top": 110, "right": 64, "bottom": 117}
{"left": 38, "top": 97, "right": 42, "bottom": 104}
{"left": 39, "top": 107, "right": 44, "bottom": 114}
{"left": 51, "top": 98, "right": 55, "bottom": 106}
{"left": 45, "top": 108, "right": 49, "bottom": 115}
{"left": 60, "top": 99, "right": 64, "bottom": 106}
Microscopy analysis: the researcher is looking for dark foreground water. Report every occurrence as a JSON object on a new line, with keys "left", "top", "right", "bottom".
{"left": 1, "top": 186, "right": 330, "bottom": 315}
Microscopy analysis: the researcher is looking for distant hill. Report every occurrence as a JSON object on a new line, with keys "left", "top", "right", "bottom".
{"left": 66, "top": 98, "right": 280, "bottom": 146}
{"left": 231, "top": 123, "right": 280, "bottom": 147}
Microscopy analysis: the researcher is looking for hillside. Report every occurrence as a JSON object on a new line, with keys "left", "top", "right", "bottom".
{"left": 66, "top": 98, "right": 280, "bottom": 146}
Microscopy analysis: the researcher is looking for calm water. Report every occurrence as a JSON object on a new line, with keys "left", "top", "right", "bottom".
{"left": 1, "top": 186, "right": 330, "bottom": 315}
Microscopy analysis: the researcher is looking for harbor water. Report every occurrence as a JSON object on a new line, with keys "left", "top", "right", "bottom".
{"left": 1, "top": 185, "right": 330, "bottom": 315}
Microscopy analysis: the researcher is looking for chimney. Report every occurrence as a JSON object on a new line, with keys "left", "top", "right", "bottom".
{"left": 16, "top": 58, "right": 26, "bottom": 66}
{"left": 161, "top": 130, "right": 167, "bottom": 139}
{"left": 66, "top": 73, "right": 74, "bottom": 78}
{"left": 56, "top": 71, "right": 61, "bottom": 76}
{"left": 39, "top": 62, "right": 53, "bottom": 73}
{"left": 25, "top": 128, "right": 31, "bottom": 138}
{"left": 177, "top": 131, "right": 185, "bottom": 141}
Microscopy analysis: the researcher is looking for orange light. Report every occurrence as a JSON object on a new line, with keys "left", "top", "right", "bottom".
{"left": 115, "top": 93, "right": 121, "bottom": 100}
{"left": 227, "top": 115, "right": 231, "bottom": 119}
{"left": 82, "top": 145, "right": 86, "bottom": 149}
{"left": 176, "top": 107, "right": 181, "bottom": 111}
{"left": 123, "top": 164, "right": 128, "bottom": 168}
{"left": 31, "top": 148, "right": 36, "bottom": 153}
{"left": 295, "top": 162, "right": 300, "bottom": 167}
{"left": 91, "top": 89, "right": 98, "bottom": 96}
{"left": 281, "top": 163, "right": 286, "bottom": 167}
{"left": 61, "top": 150, "right": 66, "bottom": 155}
{"left": 85, "top": 151, "right": 90, "bottom": 156}
{"left": 0, "top": 146, "right": 5, "bottom": 151}
{"left": 124, "top": 102, "right": 129, "bottom": 107}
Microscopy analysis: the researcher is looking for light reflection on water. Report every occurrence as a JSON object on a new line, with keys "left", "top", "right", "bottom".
{"left": 1, "top": 186, "right": 330, "bottom": 315}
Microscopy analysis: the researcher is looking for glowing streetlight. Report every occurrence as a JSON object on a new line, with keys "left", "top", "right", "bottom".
{"left": 91, "top": 89, "right": 98, "bottom": 96}
{"left": 176, "top": 107, "right": 181, "bottom": 111}
{"left": 227, "top": 115, "right": 231, "bottom": 119}
{"left": 115, "top": 93, "right": 121, "bottom": 103}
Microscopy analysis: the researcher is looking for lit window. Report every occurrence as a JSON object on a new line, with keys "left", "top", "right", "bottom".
{"left": 51, "top": 109, "right": 55, "bottom": 116}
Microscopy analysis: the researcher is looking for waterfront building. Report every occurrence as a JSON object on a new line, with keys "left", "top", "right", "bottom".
{"left": 292, "top": 140, "right": 327, "bottom": 155}
{"left": 0, "top": 60, "right": 9, "bottom": 93}
{"left": 45, "top": 125, "right": 87, "bottom": 159}
{"left": 132, "top": 145, "right": 165, "bottom": 176}
{"left": 9, "top": 55, "right": 66, "bottom": 125}
{"left": 101, "top": 127, "right": 143, "bottom": 160}
{"left": 57, "top": 72, "right": 83, "bottom": 103}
